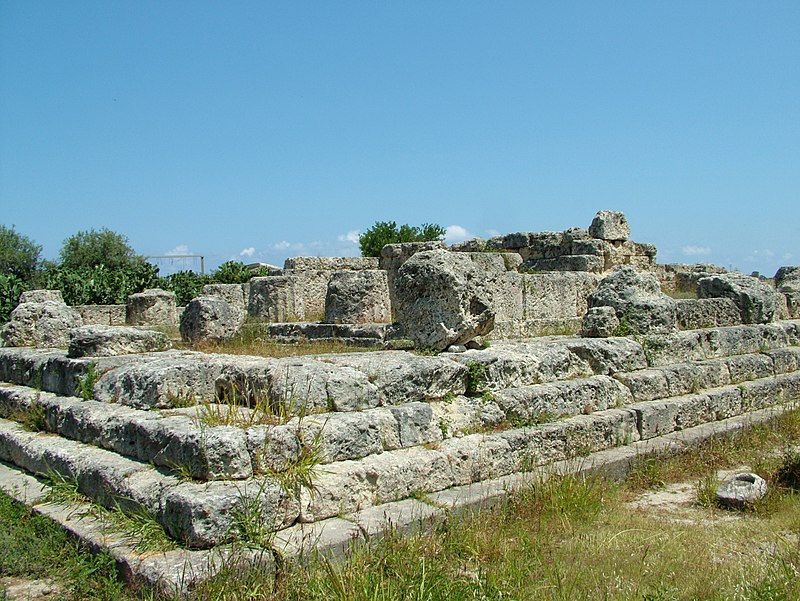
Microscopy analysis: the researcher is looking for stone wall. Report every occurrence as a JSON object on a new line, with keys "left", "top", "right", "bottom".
{"left": 74, "top": 304, "right": 127, "bottom": 326}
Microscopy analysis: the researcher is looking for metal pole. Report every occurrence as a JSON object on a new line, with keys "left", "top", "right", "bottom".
{"left": 201, "top": 256, "right": 205, "bottom": 275}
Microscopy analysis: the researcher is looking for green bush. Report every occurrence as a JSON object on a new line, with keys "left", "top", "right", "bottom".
{"left": 59, "top": 227, "right": 144, "bottom": 271}
{"left": 211, "top": 260, "right": 272, "bottom": 284}
{"left": 0, "top": 273, "right": 27, "bottom": 323}
{"left": 359, "top": 221, "right": 446, "bottom": 257}
{"left": 159, "top": 270, "right": 212, "bottom": 305}
{"left": 41, "top": 262, "right": 160, "bottom": 306}
{"left": 0, "top": 225, "right": 42, "bottom": 281}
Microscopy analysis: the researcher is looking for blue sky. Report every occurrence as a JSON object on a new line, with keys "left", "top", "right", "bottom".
{"left": 1, "top": 2, "right": 798, "bottom": 276}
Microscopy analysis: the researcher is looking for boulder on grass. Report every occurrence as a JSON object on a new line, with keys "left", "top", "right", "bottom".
{"left": 180, "top": 296, "right": 241, "bottom": 344}
{"left": 394, "top": 249, "right": 504, "bottom": 350}
{"left": 1, "top": 290, "right": 83, "bottom": 348}
{"left": 67, "top": 325, "right": 171, "bottom": 357}
{"left": 698, "top": 273, "right": 778, "bottom": 324}
{"left": 716, "top": 473, "right": 767, "bottom": 509}
{"left": 586, "top": 266, "right": 676, "bottom": 335}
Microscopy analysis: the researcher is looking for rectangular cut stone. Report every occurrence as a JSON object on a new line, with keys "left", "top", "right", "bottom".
{"left": 629, "top": 401, "right": 679, "bottom": 439}
{"left": 725, "top": 354, "right": 774, "bottom": 384}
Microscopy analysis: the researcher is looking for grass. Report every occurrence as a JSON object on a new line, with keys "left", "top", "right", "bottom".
{"left": 3, "top": 408, "right": 800, "bottom": 600}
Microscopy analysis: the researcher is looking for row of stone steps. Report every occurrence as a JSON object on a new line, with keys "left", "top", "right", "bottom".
{"left": 0, "top": 320, "right": 797, "bottom": 553}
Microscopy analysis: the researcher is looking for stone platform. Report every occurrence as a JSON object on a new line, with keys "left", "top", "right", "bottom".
{"left": 0, "top": 319, "right": 798, "bottom": 593}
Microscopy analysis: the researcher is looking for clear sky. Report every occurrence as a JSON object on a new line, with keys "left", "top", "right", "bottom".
{"left": 1, "top": 2, "right": 798, "bottom": 276}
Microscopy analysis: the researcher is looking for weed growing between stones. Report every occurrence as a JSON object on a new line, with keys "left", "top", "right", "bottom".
{"left": 268, "top": 429, "right": 326, "bottom": 495}
{"left": 465, "top": 362, "right": 488, "bottom": 395}
{"left": 75, "top": 362, "right": 99, "bottom": 401}
{"left": 199, "top": 382, "right": 308, "bottom": 429}
{"left": 13, "top": 398, "right": 47, "bottom": 432}
{"left": 612, "top": 314, "right": 637, "bottom": 337}
{"left": 695, "top": 473, "right": 720, "bottom": 508}
{"left": 231, "top": 480, "right": 276, "bottom": 548}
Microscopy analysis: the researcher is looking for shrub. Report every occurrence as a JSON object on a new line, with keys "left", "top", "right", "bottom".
{"left": 0, "top": 273, "right": 27, "bottom": 323}
{"left": 60, "top": 228, "right": 144, "bottom": 271}
{"left": 0, "top": 225, "right": 41, "bottom": 281}
{"left": 159, "top": 270, "right": 212, "bottom": 305}
{"left": 41, "top": 262, "right": 160, "bottom": 306}
{"left": 358, "top": 221, "right": 445, "bottom": 257}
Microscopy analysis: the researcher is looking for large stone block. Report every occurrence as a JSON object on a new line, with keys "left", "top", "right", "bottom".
{"left": 126, "top": 289, "right": 178, "bottom": 327}
{"left": 67, "top": 325, "right": 170, "bottom": 357}
{"left": 1, "top": 292, "right": 83, "bottom": 348}
{"left": 675, "top": 298, "right": 741, "bottom": 330}
{"left": 775, "top": 266, "right": 800, "bottom": 318}
{"left": 180, "top": 296, "right": 241, "bottom": 344}
{"left": 202, "top": 284, "right": 247, "bottom": 325}
{"left": 247, "top": 276, "right": 305, "bottom": 322}
{"left": 587, "top": 266, "right": 677, "bottom": 335}
{"left": 588, "top": 210, "right": 630, "bottom": 242}
{"left": 394, "top": 250, "right": 505, "bottom": 350}
{"left": 324, "top": 270, "right": 391, "bottom": 324}
{"left": 698, "top": 273, "right": 778, "bottom": 324}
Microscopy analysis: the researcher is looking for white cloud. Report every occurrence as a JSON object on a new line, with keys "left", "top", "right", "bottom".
{"left": 337, "top": 230, "right": 360, "bottom": 244}
{"left": 165, "top": 244, "right": 190, "bottom": 256}
{"left": 682, "top": 245, "right": 711, "bottom": 256}
{"left": 486, "top": 229, "right": 500, "bottom": 237}
{"left": 239, "top": 247, "right": 255, "bottom": 258}
{"left": 445, "top": 224, "right": 473, "bottom": 244}
{"left": 272, "top": 240, "right": 306, "bottom": 252}
{"left": 783, "top": 253, "right": 794, "bottom": 261}
{"left": 751, "top": 249, "right": 775, "bottom": 258}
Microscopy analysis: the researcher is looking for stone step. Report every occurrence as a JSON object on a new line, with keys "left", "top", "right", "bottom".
{"left": 0, "top": 417, "right": 298, "bottom": 549}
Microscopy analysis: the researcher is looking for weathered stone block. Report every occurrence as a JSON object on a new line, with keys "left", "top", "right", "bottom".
{"left": 126, "top": 289, "right": 177, "bottom": 327}
{"left": 180, "top": 296, "right": 241, "bottom": 344}
{"left": 676, "top": 298, "right": 742, "bottom": 330}
{"left": 698, "top": 273, "right": 778, "bottom": 324}
{"left": 324, "top": 270, "right": 391, "bottom": 324}
{"left": 67, "top": 325, "right": 170, "bottom": 357}
{"left": 247, "top": 276, "right": 305, "bottom": 322}
{"left": 588, "top": 210, "right": 630, "bottom": 242}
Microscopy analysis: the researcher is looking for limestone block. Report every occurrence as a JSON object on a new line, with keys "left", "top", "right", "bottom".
{"left": 493, "top": 375, "right": 632, "bottom": 423}
{"left": 247, "top": 276, "right": 305, "bottom": 322}
{"left": 394, "top": 250, "right": 503, "bottom": 350}
{"left": 525, "top": 255, "right": 604, "bottom": 273}
{"left": 429, "top": 395, "right": 505, "bottom": 437}
{"left": 74, "top": 304, "right": 127, "bottom": 326}
{"left": 676, "top": 298, "right": 742, "bottom": 330}
{"left": 705, "top": 387, "right": 743, "bottom": 420}
{"left": 615, "top": 369, "right": 669, "bottom": 402}
{"left": 581, "top": 306, "right": 619, "bottom": 338}
{"left": 2, "top": 296, "right": 83, "bottom": 348}
{"left": 775, "top": 266, "right": 800, "bottom": 318}
{"left": 20, "top": 290, "right": 65, "bottom": 304}
{"left": 126, "top": 289, "right": 178, "bottom": 327}
{"left": 202, "top": 284, "right": 247, "bottom": 325}
{"left": 638, "top": 331, "right": 706, "bottom": 367}
{"left": 589, "top": 210, "right": 630, "bottom": 242}
{"left": 298, "top": 411, "right": 384, "bottom": 463}
{"left": 162, "top": 478, "right": 299, "bottom": 548}
{"left": 298, "top": 460, "right": 375, "bottom": 522}
{"left": 767, "top": 347, "right": 800, "bottom": 374}
{"left": 629, "top": 401, "right": 679, "bottom": 439}
{"left": 380, "top": 241, "right": 447, "bottom": 312}
{"left": 283, "top": 257, "right": 379, "bottom": 271}
{"left": 323, "top": 351, "right": 468, "bottom": 405}
{"left": 725, "top": 354, "right": 774, "bottom": 384}
{"left": 698, "top": 273, "right": 778, "bottom": 324}
{"left": 587, "top": 266, "right": 677, "bottom": 335}
{"left": 67, "top": 325, "right": 170, "bottom": 357}
{"left": 386, "top": 402, "right": 443, "bottom": 448}
{"left": 361, "top": 446, "right": 455, "bottom": 505}
{"left": 563, "top": 337, "right": 648, "bottom": 375}
{"left": 698, "top": 325, "right": 762, "bottom": 359}
{"left": 180, "top": 296, "right": 241, "bottom": 344}
{"left": 521, "top": 272, "right": 601, "bottom": 321}
{"left": 716, "top": 473, "right": 767, "bottom": 509}
{"left": 324, "top": 270, "right": 391, "bottom": 324}
{"left": 441, "top": 435, "right": 516, "bottom": 485}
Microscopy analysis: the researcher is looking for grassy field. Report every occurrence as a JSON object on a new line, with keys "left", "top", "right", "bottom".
{"left": 2, "top": 409, "right": 799, "bottom": 601}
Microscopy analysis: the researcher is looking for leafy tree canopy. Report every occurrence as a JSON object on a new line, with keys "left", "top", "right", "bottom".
{"left": 0, "top": 225, "right": 42, "bottom": 281}
{"left": 59, "top": 228, "right": 146, "bottom": 270}
{"left": 358, "top": 221, "right": 446, "bottom": 257}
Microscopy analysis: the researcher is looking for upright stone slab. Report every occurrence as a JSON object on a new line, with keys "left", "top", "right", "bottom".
{"left": 775, "top": 266, "right": 800, "bottom": 318}
{"left": 202, "top": 284, "right": 246, "bottom": 326}
{"left": 248, "top": 276, "right": 305, "bottom": 322}
{"left": 589, "top": 210, "right": 630, "bottom": 242}
{"left": 394, "top": 249, "right": 503, "bottom": 350}
{"left": 180, "top": 296, "right": 241, "bottom": 343}
{"left": 324, "top": 270, "right": 391, "bottom": 324}
{"left": 126, "top": 289, "right": 178, "bottom": 327}
{"left": 1, "top": 291, "right": 83, "bottom": 348}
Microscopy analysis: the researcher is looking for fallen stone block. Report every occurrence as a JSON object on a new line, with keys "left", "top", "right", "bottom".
{"left": 67, "top": 325, "right": 171, "bottom": 357}
{"left": 126, "top": 289, "right": 177, "bottom": 327}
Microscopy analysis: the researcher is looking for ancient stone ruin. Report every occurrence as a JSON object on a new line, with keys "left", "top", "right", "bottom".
{"left": 0, "top": 210, "right": 798, "bottom": 593}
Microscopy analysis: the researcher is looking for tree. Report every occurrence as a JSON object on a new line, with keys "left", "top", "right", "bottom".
{"left": 358, "top": 221, "right": 446, "bottom": 257}
{"left": 0, "top": 225, "right": 42, "bottom": 281}
{"left": 59, "top": 227, "right": 144, "bottom": 270}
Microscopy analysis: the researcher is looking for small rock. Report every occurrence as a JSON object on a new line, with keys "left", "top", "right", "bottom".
{"left": 444, "top": 344, "right": 467, "bottom": 353}
{"left": 715, "top": 473, "right": 767, "bottom": 509}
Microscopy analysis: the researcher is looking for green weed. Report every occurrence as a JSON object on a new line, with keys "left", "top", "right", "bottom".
{"left": 75, "top": 362, "right": 99, "bottom": 401}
